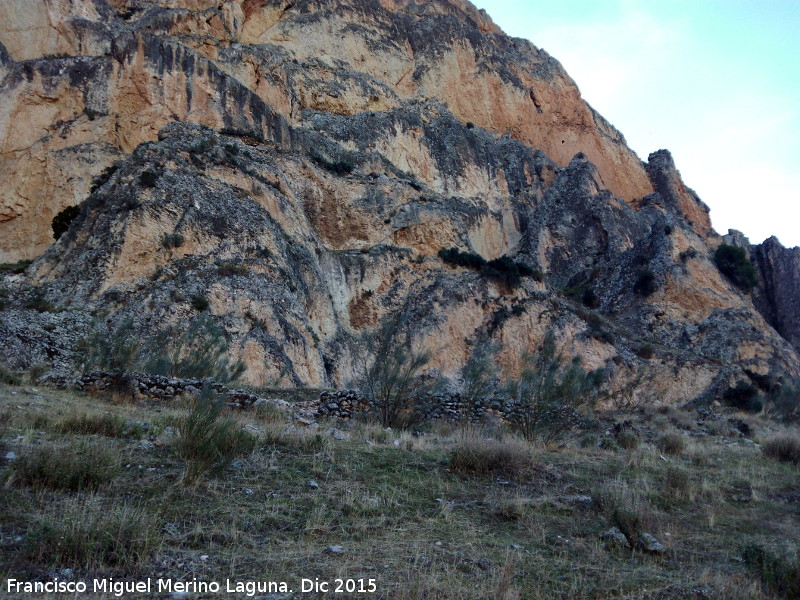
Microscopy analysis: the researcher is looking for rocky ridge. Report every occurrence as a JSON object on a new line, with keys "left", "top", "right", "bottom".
{"left": 0, "top": 0, "right": 798, "bottom": 408}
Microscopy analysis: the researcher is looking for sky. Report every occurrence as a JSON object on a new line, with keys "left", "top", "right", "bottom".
{"left": 470, "top": 0, "right": 800, "bottom": 248}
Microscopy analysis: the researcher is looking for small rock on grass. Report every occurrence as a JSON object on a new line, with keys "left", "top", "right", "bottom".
{"left": 638, "top": 532, "right": 666, "bottom": 553}
{"left": 324, "top": 545, "right": 344, "bottom": 554}
{"left": 600, "top": 527, "right": 630, "bottom": 548}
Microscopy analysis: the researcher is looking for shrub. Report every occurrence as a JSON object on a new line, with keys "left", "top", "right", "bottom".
{"left": 656, "top": 433, "right": 685, "bottom": 456}
{"left": 140, "top": 315, "right": 244, "bottom": 383}
{"left": 765, "top": 378, "right": 800, "bottom": 423}
{"left": 438, "top": 247, "right": 486, "bottom": 270}
{"left": 664, "top": 466, "right": 691, "bottom": 495}
{"left": 175, "top": 389, "right": 257, "bottom": 485}
{"left": 357, "top": 312, "right": 442, "bottom": 428}
{"left": 52, "top": 205, "right": 81, "bottom": 240}
{"left": 252, "top": 401, "right": 287, "bottom": 425}
{"left": 216, "top": 260, "right": 249, "bottom": 277}
{"left": 438, "top": 248, "right": 539, "bottom": 288}
{"left": 25, "top": 496, "right": 158, "bottom": 568}
{"left": 637, "top": 343, "right": 655, "bottom": 359}
{"left": 54, "top": 412, "right": 143, "bottom": 438}
{"left": 0, "top": 364, "right": 21, "bottom": 385}
{"left": 11, "top": 440, "right": 118, "bottom": 491}
{"left": 309, "top": 148, "right": 355, "bottom": 175}
{"left": 139, "top": 170, "right": 159, "bottom": 188}
{"left": 484, "top": 256, "right": 522, "bottom": 288}
{"left": 89, "top": 164, "right": 118, "bottom": 194}
{"left": 81, "top": 319, "right": 140, "bottom": 397}
{"left": 633, "top": 269, "right": 657, "bottom": 297}
{"left": 714, "top": 244, "right": 759, "bottom": 292}
{"left": 449, "top": 438, "right": 535, "bottom": 479}
{"left": 516, "top": 262, "right": 544, "bottom": 281}
{"left": 23, "top": 288, "right": 55, "bottom": 312}
{"left": 616, "top": 430, "right": 640, "bottom": 450}
{"left": 504, "top": 332, "right": 603, "bottom": 445}
{"left": 762, "top": 435, "right": 800, "bottom": 465}
{"left": 593, "top": 479, "right": 658, "bottom": 545}
{"left": 679, "top": 247, "right": 698, "bottom": 262}
{"left": 262, "top": 427, "right": 331, "bottom": 454}
{"left": 723, "top": 382, "right": 763, "bottom": 413}
{"left": 0, "top": 259, "right": 32, "bottom": 274}
{"left": 458, "top": 339, "right": 500, "bottom": 416}
{"left": 742, "top": 543, "right": 800, "bottom": 599}
{"left": 162, "top": 233, "right": 185, "bottom": 249}
{"left": 191, "top": 294, "right": 210, "bottom": 311}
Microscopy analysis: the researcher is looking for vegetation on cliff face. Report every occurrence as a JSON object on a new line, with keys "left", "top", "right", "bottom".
{"left": 715, "top": 244, "right": 760, "bottom": 293}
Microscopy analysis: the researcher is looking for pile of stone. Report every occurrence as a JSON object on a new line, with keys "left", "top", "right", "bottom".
{"left": 315, "top": 391, "right": 370, "bottom": 419}
{"left": 54, "top": 371, "right": 265, "bottom": 408}
{"left": 315, "top": 390, "right": 510, "bottom": 423}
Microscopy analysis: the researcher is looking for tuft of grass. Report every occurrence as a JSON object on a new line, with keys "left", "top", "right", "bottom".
{"left": 262, "top": 426, "right": 332, "bottom": 454}
{"left": 742, "top": 543, "right": 800, "bottom": 599}
{"left": 252, "top": 401, "right": 288, "bottom": 424}
{"left": 175, "top": 391, "right": 258, "bottom": 485}
{"left": 10, "top": 439, "right": 118, "bottom": 491}
{"left": 593, "top": 478, "right": 659, "bottom": 544}
{"left": 616, "top": 430, "right": 640, "bottom": 450}
{"left": 53, "top": 412, "right": 143, "bottom": 438}
{"left": 664, "top": 466, "right": 692, "bottom": 497}
{"left": 449, "top": 437, "right": 535, "bottom": 479}
{"left": 656, "top": 432, "right": 686, "bottom": 455}
{"left": 25, "top": 495, "right": 159, "bottom": 568}
{"left": 762, "top": 435, "right": 800, "bottom": 465}
{"left": 0, "top": 364, "right": 22, "bottom": 385}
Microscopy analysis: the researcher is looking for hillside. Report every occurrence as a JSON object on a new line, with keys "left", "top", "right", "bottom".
{"left": 1, "top": 382, "right": 799, "bottom": 599}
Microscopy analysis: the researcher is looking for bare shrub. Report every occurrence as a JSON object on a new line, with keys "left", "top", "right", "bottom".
{"left": 504, "top": 332, "right": 603, "bottom": 445}
{"left": 357, "top": 311, "right": 442, "bottom": 428}
{"left": 449, "top": 438, "right": 535, "bottom": 479}
{"left": 762, "top": 435, "right": 800, "bottom": 465}
{"left": 656, "top": 432, "right": 686, "bottom": 455}
{"left": 176, "top": 389, "right": 257, "bottom": 485}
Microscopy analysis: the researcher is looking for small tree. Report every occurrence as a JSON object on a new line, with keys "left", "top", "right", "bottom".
{"left": 176, "top": 387, "right": 256, "bottom": 486}
{"left": 714, "top": 244, "right": 759, "bottom": 292}
{"left": 141, "top": 315, "right": 244, "bottom": 384}
{"left": 358, "top": 312, "right": 440, "bottom": 428}
{"left": 458, "top": 338, "right": 500, "bottom": 418}
{"left": 81, "top": 319, "right": 140, "bottom": 397}
{"left": 504, "top": 332, "right": 602, "bottom": 445}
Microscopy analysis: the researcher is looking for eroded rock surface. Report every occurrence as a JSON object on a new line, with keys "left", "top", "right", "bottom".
{"left": 1, "top": 0, "right": 798, "bottom": 406}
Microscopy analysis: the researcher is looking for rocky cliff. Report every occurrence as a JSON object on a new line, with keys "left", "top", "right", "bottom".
{"left": 1, "top": 0, "right": 798, "bottom": 406}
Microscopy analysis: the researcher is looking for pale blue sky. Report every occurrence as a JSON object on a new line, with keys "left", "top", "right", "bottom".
{"left": 471, "top": 0, "right": 800, "bottom": 247}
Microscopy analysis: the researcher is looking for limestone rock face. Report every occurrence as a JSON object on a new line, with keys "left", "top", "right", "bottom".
{"left": 751, "top": 237, "right": 800, "bottom": 353}
{"left": 0, "top": 0, "right": 798, "bottom": 404}
{"left": 1, "top": 0, "right": 651, "bottom": 263}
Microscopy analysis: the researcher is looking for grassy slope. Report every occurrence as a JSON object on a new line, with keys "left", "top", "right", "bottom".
{"left": 1, "top": 382, "right": 798, "bottom": 599}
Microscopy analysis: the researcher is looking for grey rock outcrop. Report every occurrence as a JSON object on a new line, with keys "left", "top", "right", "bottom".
{"left": 751, "top": 236, "right": 800, "bottom": 353}
{"left": 0, "top": 1, "right": 798, "bottom": 407}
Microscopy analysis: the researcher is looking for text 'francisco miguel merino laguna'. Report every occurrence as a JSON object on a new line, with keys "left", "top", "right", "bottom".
{"left": 7, "top": 577, "right": 378, "bottom": 596}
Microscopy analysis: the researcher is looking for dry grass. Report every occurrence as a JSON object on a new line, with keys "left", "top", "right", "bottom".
{"left": 656, "top": 432, "right": 686, "bottom": 455}
{"left": 24, "top": 495, "right": 159, "bottom": 568}
{"left": 449, "top": 437, "right": 536, "bottom": 479}
{"left": 9, "top": 438, "right": 118, "bottom": 491}
{"left": 762, "top": 434, "right": 800, "bottom": 465}
{"left": 1, "top": 382, "right": 799, "bottom": 599}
